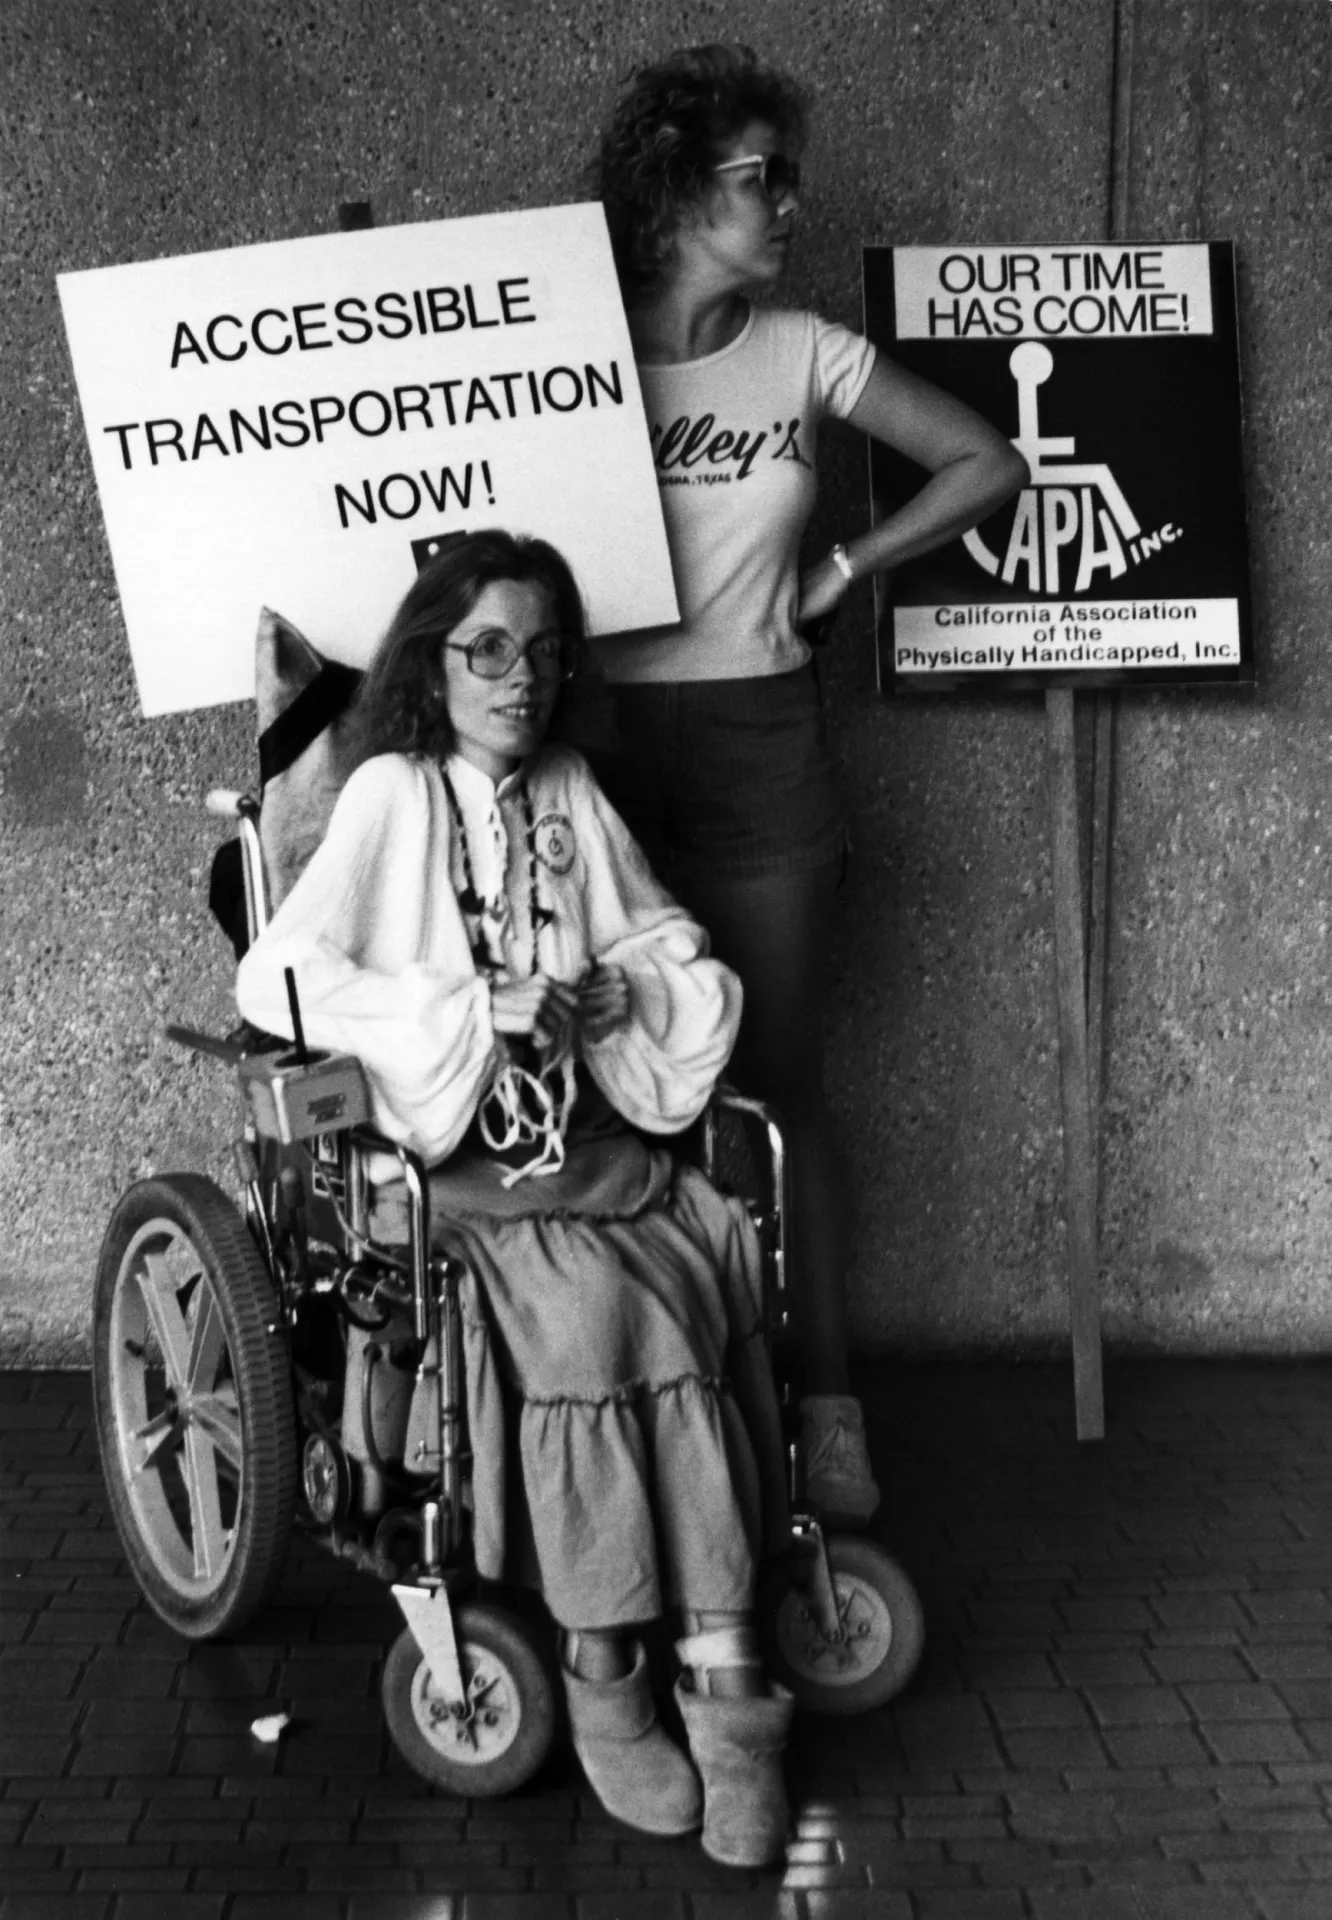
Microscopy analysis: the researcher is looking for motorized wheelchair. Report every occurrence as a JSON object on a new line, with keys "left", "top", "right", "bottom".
{"left": 92, "top": 784, "right": 925, "bottom": 1796}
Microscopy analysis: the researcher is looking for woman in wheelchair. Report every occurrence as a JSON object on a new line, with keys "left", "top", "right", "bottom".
{"left": 235, "top": 528, "right": 792, "bottom": 1868}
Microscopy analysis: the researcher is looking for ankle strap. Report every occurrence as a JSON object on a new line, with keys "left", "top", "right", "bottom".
{"left": 675, "top": 1627, "right": 762, "bottom": 1695}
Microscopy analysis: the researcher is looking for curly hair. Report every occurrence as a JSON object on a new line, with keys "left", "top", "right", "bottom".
{"left": 349, "top": 529, "right": 586, "bottom": 766}
{"left": 593, "top": 43, "right": 807, "bottom": 296}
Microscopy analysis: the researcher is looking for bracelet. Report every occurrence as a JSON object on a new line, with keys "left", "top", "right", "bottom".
{"left": 829, "top": 543, "right": 856, "bottom": 584}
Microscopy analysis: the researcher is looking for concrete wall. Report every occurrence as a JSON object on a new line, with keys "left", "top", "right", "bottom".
{"left": 2, "top": 0, "right": 1328, "bottom": 1363}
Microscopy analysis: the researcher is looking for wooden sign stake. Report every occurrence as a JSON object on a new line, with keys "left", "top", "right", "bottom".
{"left": 1045, "top": 688, "right": 1106, "bottom": 1441}
{"left": 1043, "top": 0, "right": 1133, "bottom": 1443}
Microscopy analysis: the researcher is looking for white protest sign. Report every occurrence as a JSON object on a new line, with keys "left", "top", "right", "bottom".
{"left": 58, "top": 205, "right": 678, "bottom": 716}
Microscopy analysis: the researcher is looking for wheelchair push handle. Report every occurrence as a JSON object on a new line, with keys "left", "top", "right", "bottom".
{"left": 206, "top": 787, "right": 258, "bottom": 821}
{"left": 206, "top": 787, "right": 267, "bottom": 940}
{"left": 165, "top": 1023, "right": 248, "bottom": 1064}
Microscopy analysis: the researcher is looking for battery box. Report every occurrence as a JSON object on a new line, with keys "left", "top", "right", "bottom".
{"left": 239, "top": 1049, "right": 371, "bottom": 1144}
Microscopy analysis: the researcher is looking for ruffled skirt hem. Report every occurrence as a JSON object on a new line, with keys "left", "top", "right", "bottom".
{"left": 372, "top": 1130, "right": 787, "bottom": 1629}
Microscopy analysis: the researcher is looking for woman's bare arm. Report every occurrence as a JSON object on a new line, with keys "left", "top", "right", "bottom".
{"left": 798, "top": 355, "right": 1029, "bottom": 623}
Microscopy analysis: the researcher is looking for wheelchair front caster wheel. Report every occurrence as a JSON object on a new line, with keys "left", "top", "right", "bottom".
{"left": 92, "top": 1174, "right": 299, "bottom": 1640}
{"left": 383, "top": 1604, "right": 557, "bottom": 1795}
{"left": 760, "top": 1534, "right": 924, "bottom": 1716}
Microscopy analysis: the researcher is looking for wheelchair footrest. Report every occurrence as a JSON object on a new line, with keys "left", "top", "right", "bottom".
{"left": 392, "top": 1580, "right": 466, "bottom": 1705}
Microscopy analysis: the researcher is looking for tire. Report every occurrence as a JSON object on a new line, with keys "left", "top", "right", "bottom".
{"left": 760, "top": 1534, "right": 925, "bottom": 1716}
{"left": 92, "top": 1173, "right": 298, "bottom": 1639}
{"left": 382, "top": 1604, "right": 557, "bottom": 1795}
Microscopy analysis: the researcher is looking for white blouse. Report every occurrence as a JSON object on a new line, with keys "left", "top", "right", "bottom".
{"left": 235, "top": 745, "right": 743, "bottom": 1168}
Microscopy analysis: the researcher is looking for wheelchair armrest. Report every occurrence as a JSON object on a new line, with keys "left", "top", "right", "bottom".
{"left": 704, "top": 1086, "right": 790, "bottom": 1184}
{"left": 346, "top": 1124, "right": 430, "bottom": 1187}
{"left": 702, "top": 1089, "right": 792, "bottom": 1318}
{"left": 343, "top": 1127, "right": 434, "bottom": 1343}
{"left": 709, "top": 1084, "right": 788, "bottom": 1147}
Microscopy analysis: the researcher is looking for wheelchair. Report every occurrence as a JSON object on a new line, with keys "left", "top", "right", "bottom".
{"left": 91, "top": 785, "right": 925, "bottom": 1797}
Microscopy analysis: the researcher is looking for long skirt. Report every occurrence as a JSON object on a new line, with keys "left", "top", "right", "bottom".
{"left": 371, "top": 1126, "right": 787, "bottom": 1629}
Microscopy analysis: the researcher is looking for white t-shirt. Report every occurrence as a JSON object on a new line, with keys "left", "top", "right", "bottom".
{"left": 593, "top": 305, "right": 876, "bottom": 684}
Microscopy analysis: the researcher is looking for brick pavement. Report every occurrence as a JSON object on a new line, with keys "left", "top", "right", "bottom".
{"left": 5, "top": 1359, "right": 1332, "bottom": 1918}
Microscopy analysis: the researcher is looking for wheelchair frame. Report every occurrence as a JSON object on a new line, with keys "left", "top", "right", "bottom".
{"left": 92, "top": 783, "right": 924, "bottom": 1796}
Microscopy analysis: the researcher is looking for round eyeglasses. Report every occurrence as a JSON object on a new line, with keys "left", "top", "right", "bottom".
{"left": 442, "top": 629, "right": 575, "bottom": 682}
{"left": 712, "top": 152, "right": 802, "bottom": 204}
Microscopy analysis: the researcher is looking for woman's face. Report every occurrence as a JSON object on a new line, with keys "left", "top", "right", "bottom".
{"left": 441, "top": 578, "right": 563, "bottom": 783}
{"left": 673, "top": 117, "right": 799, "bottom": 292}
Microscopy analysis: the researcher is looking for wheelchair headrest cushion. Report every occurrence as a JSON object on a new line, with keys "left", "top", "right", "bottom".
{"left": 256, "top": 608, "right": 362, "bottom": 909}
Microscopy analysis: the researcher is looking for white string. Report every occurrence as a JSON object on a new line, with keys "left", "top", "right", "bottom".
{"left": 479, "top": 1049, "right": 579, "bottom": 1189}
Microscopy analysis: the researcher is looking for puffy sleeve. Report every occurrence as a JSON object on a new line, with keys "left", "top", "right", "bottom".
{"left": 568, "top": 758, "right": 743, "bottom": 1133}
{"left": 235, "top": 755, "right": 498, "bottom": 1165}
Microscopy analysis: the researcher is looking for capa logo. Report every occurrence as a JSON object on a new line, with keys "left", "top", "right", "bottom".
{"left": 965, "top": 343, "right": 1180, "bottom": 595}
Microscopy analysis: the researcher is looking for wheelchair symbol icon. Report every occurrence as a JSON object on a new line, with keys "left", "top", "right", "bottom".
{"left": 964, "top": 342, "right": 1143, "bottom": 591}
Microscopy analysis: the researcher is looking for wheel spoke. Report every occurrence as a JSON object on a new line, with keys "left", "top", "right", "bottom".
{"left": 467, "top": 1669, "right": 502, "bottom": 1708}
{"left": 185, "top": 1279, "right": 228, "bottom": 1394}
{"left": 127, "top": 1406, "right": 183, "bottom": 1476}
{"left": 191, "top": 1388, "right": 242, "bottom": 1474}
{"left": 137, "top": 1250, "right": 195, "bottom": 1390}
{"left": 181, "top": 1426, "right": 230, "bottom": 1580}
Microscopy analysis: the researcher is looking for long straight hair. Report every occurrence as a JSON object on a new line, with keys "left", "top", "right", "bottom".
{"left": 349, "top": 530, "right": 587, "bottom": 766}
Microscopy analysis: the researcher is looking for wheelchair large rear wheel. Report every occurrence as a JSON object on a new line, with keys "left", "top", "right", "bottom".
{"left": 760, "top": 1535, "right": 924, "bottom": 1716}
{"left": 93, "top": 1173, "right": 298, "bottom": 1640}
{"left": 382, "top": 1604, "right": 556, "bottom": 1795}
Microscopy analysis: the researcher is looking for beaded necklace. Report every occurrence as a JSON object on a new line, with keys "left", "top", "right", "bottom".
{"left": 441, "top": 760, "right": 573, "bottom": 1185}
{"left": 442, "top": 765, "right": 554, "bottom": 976}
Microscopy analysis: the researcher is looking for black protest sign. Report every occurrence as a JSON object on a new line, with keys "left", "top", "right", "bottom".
{"left": 863, "top": 243, "right": 1253, "bottom": 692}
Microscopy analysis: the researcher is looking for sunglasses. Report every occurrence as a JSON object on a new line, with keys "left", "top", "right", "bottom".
{"left": 442, "top": 629, "right": 575, "bottom": 682}
{"left": 711, "top": 152, "right": 802, "bottom": 204}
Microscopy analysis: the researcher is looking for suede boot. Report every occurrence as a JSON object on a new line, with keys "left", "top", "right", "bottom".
{"left": 800, "top": 1392, "right": 881, "bottom": 1524}
{"left": 561, "top": 1643, "right": 702, "bottom": 1836}
{"left": 674, "top": 1677, "right": 794, "bottom": 1868}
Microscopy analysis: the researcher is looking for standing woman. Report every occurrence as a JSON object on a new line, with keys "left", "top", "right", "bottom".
{"left": 591, "top": 44, "right": 1028, "bottom": 1522}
